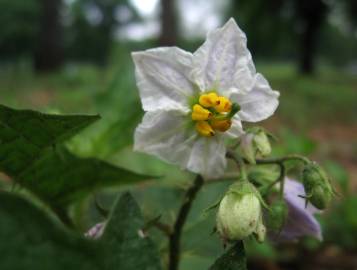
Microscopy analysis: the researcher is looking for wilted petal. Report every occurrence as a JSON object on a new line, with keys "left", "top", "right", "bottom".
{"left": 232, "top": 74, "right": 279, "bottom": 122}
{"left": 132, "top": 47, "right": 195, "bottom": 112}
{"left": 274, "top": 178, "right": 322, "bottom": 241}
{"left": 192, "top": 18, "right": 255, "bottom": 94}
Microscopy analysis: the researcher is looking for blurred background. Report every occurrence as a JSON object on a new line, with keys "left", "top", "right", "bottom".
{"left": 0, "top": 0, "right": 357, "bottom": 269}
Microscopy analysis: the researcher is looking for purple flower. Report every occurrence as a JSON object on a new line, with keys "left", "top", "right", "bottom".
{"left": 85, "top": 222, "right": 106, "bottom": 239}
{"left": 271, "top": 177, "right": 322, "bottom": 241}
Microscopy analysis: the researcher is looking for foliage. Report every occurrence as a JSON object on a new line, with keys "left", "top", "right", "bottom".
{"left": 0, "top": 104, "right": 155, "bottom": 211}
{"left": 0, "top": 191, "right": 162, "bottom": 270}
{"left": 0, "top": 0, "right": 41, "bottom": 59}
{"left": 209, "top": 242, "right": 247, "bottom": 270}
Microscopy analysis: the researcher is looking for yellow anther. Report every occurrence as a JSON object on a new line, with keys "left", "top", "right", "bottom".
{"left": 215, "top": 97, "right": 232, "bottom": 113}
{"left": 199, "top": 92, "right": 220, "bottom": 108}
{"left": 210, "top": 119, "right": 232, "bottom": 132}
{"left": 195, "top": 121, "right": 215, "bottom": 137}
{"left": 191, "top": 104, "right": 213, "bottom": 121}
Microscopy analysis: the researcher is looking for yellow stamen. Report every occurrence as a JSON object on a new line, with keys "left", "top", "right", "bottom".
{"left": 195, "top": 121, "right": 215, "bottom": 137}
{"left": 191, "top": 104, "right": 213, "bottom": 121}
{"left": 210, "top": 119, "right": 232, "bottom": 132}
{"left": 215, "top": 97, "right": 232, "bottom": 113}
{"left": 199, "top": 92, "right": 220, "bottom": 108}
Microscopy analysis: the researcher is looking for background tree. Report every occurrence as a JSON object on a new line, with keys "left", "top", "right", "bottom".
{"left": 228, "top": 0, "right": 329, "bottom": 75}
{"left": 0, "top": 0, "right": 41, "bottom": 61}
{"left": 67, "top": 0, "right": 139, "bottom": 64}
{"left": 294, "top": 0, "right": 328, "bottom": 74}
{"left": 34, "top": 0, "right": 64, "bottom": 72}
{"left": 158, "top": 0, "right": 178, "bottom": 46}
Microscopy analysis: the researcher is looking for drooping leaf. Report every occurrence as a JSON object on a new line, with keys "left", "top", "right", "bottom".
{"left": 0, "top": 105, "right": 156, "bottom": 208}
{"left": 101, "top": 192, "right": 163, "bottom": 270}
{"left": 0, "top": 192, "right": 163, "bottom": 270}
{"left": 0, "top": 104, "right": 100, "bottom": 176}
{"left": 209, "top": 241, "right": 247, "bottom": 270}
{"left": 17, "top": 147, "right": 156, "bottom": 207}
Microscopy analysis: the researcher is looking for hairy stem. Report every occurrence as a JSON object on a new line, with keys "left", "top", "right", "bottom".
{"left": 168, "top": 175, "right": 204, "bottom": 270}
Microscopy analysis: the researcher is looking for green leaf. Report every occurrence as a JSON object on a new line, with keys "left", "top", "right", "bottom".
{"left": 0, "top": 105, "right": 155, "bottom": 208}
{"left": 0, "top": 192, "right": 162, "bottom": 270}
{"left": 101, "top": 192, "right": 163, "bottom": 270}
{"left": 17, "top": 147, "right": 156, "bottom": 207}
{"left": 0, "top": 191, "right": 105, "bottom": 270}
{"left": 209, "top": 242, "right": 247, "bottom": 270}
{"left": 0, "top": 104, "right": 100, "bottom": 176}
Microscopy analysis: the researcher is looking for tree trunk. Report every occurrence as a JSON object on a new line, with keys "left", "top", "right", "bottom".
{"left": 34, "top": 0, "right": 63, "bottom": 72}
{"left": 158, "top": 0, "right": 178, "bottom": 46}
{"left": 296, "top": 0, "right": 328, "bottom": 75}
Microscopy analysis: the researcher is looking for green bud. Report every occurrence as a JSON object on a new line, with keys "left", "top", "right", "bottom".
{"left": 239, "top": 128, "right": 272, "bottom": 164}
{"left": 216, "top": 181, "right": 263, "bottom": 241}
{"left": 267, "top": 200, "right": 288, "bottom": 232}
{"left": 309, "top": 185, "right": 332, "bottom": 210}
{"left": 253, "top": 130, "right": 271, "bottom": 157}
{"left": 302, "top": 162, "right": 333, "bottom": 210}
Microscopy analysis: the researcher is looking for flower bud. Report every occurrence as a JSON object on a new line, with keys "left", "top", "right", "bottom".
{"left": 239, "top": 128, "right": 272, "bottom": 164}
{"left": 216, "top": 181, "right": 263, "bottom": 241}
{"left": 266, "top": 200, "right": 288, "bottom": 232}
{"left": 302, "top": 162, "right": 333, "bottom": 210}
{"left": 239, "top": 133, "right": 256, "bottom": 164}
{"left": 253, "top": 130, "right": 271, "bottom": 157}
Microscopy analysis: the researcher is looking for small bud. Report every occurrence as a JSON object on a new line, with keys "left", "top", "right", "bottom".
{"left": 309, "top": 185, "right": 332, "bottom": 210}
{"left": 266, "top": 200, "right": 288, "bottom": 232}
{"left": 253, "top": 130, "right": 271, "bottom": 157}
{"left": 302, "top": 162, "right": 333, "bottom": 210}
{"left": 239, "top": 133, "right": 256, "bottom": 164}
{"left": 216, "top": 181, "right": 262, "bottom": 241}
{"left": 239, "top": 128, "right": 272, "bottom": 164}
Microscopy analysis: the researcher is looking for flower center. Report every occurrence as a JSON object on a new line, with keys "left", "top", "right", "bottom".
{"left": 191, "top": 92, "right": 240, "bottom": 137}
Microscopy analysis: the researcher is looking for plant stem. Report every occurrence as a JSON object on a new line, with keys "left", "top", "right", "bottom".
{"left": 278, "top": 163, "right": 286, "bottom": 198}
{"left": 142, "top": 215, "right": 172, "bottom": 236}
{"left": 52, "top": 207, "right": 74, "bottom": 229}
{"left": 254, "top": 155, "right": 310, "bottom": 165}
{"left": 168, "top": 175, "right": 204, "bottom": 270}
{"left": 226, "top": 151, "right": 248, "bottom": 180}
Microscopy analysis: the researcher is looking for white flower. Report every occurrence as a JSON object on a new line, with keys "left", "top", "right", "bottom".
{"left": 132, "top": 18, "right": 279, "bottom": 178}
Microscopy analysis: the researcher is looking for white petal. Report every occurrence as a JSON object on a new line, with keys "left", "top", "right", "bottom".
{"left": 233, "top": 74, "right": 280, "bottom": 122}
{"left": 192, "top": 18, "right": 255, "bottom": 93}
{"left": 135, "top": 110, "right": 228, "bottom": 178}
{"left": 187, "top": 136, "right": 227, "bottom": 178}
{"left": 134, "top": 110, "right": 196, "bottom": 168}
{"left": 132, "top": 47, "right": 195, "bottom": 112}
{"left": 225, "top": 115, "right": 244, "bottom": 138}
